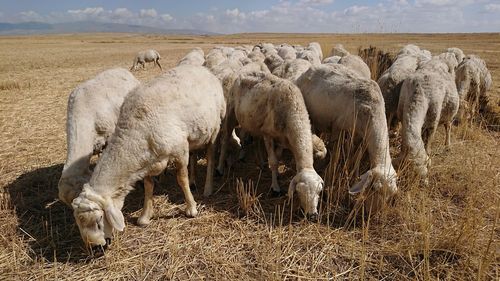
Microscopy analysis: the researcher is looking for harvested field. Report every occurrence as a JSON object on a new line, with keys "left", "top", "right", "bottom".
{"left": 0, "top": 33, "right": 499, "bottom": 280}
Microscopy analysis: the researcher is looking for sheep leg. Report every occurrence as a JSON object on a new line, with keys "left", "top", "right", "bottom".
{"left": 177, "top": 163, "right": 198, "bottom": 217}
{"left": 189, "top": 152, "right": 197, "bottom": 191}
{"left": 137, "top": 176, "right": 154, "bottom": 226}
{"left": 444, "top": 122, "right": 452, "bottom": 147}
{"left": 155, "top": 59, "right": 163, "bottom": 70}
{"left": 203, "top": 142, "right": 215, "bottom": 197}
{"left": 216, "top": 108, "right": 237, "bottom": 176}
{"left": 264, "top": 137, "right": 281, "bottom": 194}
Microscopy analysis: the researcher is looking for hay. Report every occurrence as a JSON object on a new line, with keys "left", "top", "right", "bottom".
{"left": 358, "top": 45, "right": 394, "bottom": 81}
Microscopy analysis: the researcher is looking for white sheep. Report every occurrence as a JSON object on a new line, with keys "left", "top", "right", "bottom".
{"left": 277, "top": 45, "right": 297, "bottom": 60}
{"left": 58, "top": 68, "right": 140, "bottom": 206}
{"left": 130, "top": 49, "right": 162, "bottom": 71}
{"left": 221, "top": 70, "right": 324, "bottom": 217}
{"left": 272, "top": 58, "right": 312, "bottom": 84}
{"left": 426, "top": 53, "right": 459, "bottom": 75}
{"left": 204, "top": 48, "right": 227, "bottom": 69}
{"left": 447, "top": 47, "right": 465, "bottom": 64}
{"left": 329, "top": 44, "right": 350, "bottom": 58}
{"left": 454, "top": 55, "right": 492, "bottom": 121}
{"left": 322, "top": 56, "right": 341, "bottom": 64}
{"left": 247, "top": 49, "right": 266, "bottom": 63}
{"left": 338, "top": 54, "right": 371, "bottom": 79}
{"left": 307, "top": 42, "right": 323, "bottom": 61}
{"left": 395, "top": 58, "right": 459, "bottom": 182}
{"left": 264, "top": 52, "right": 285, "bottom": 72}
{"left": 296, "top": 64, "right": 398, "bottom": 206}
{"left": 71, "top": 65, "right": 226, "bottom": 248}
{"left": 296, "top": 49, "right": 321, "bottom": 65}
{"left": 378, "top": 50, "right": 426, "bottom": 131}
{"left": 177, "top": 47, "right": 205, "bottom": 66}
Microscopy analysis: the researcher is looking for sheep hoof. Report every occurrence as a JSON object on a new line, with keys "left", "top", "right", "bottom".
{"left": 270, "top": 189, "right": 285, "bottom": 198}
{"left": 137, "top": 217, "right": 151, "bottom": 227}
{"left": 215, "top": 169, "right": 223, "bottom": 178}
{"left": 185, "top": 207, "right": 198, "bottom": 218}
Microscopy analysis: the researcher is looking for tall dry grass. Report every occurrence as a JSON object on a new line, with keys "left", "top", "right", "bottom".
{"left": 0, "top": 33, "right": 498, "bottom": 280}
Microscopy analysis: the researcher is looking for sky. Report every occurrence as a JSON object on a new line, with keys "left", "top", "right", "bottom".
{"left": 0, "top": 0, "right": 499, "bottom": 33}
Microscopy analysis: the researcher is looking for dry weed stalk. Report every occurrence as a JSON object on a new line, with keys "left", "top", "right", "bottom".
{"left": 236, "top": 178, "right": 263, "bottom": 218}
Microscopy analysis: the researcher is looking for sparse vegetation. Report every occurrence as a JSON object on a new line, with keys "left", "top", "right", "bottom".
{"left": 0, "top": 80, "right": 20, "bottom": 91}
{"left": 0, "top": 33, "right": 498, "bottom": 280}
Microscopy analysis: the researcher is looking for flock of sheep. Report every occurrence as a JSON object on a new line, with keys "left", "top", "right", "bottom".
{"left": 57, "top": 41, "right": 492, "bottom": 249}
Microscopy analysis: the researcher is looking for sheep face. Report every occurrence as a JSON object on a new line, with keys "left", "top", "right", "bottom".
{"left": 289, "top": 169, "right": 324, "bottom": 218}
{"left": 349, "top": 168, "right": 398, "bottom": 212}
{"left": 72, "top": 185, "right": 125, "bottom": 248}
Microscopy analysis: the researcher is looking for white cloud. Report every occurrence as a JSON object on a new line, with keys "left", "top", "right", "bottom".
{"left": 299, "top": 0, "right": 334, "bottom": 5}
{"left": 161, "top": 14, "right": 173, "bottom": 22}
{"left": 484, "top": 3, "right": 500, "bottom": 12}
{"left": 139, "top": 8, "right": 157, "bottom": 18}
{"left": 18, "top": 10, "right": 44, "bottom": 22}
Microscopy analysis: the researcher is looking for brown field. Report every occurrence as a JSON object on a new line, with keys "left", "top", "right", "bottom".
{"left": 0, "top": 33, "right": 499, "bottom": 280}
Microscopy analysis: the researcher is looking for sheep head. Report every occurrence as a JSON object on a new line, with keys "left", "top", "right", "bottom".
{"left": 72, "top": 184, "right": 125, "bottom": 248}
{"left": 349, "top": 167, "right": 398, "bottom": 213}
{"left": 288, "top": 168, "right": 324, "bottom": 219}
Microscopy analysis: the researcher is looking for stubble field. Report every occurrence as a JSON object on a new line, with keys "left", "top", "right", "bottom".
{"left": 0, "top": 33, "right": 499, "bottom": 280}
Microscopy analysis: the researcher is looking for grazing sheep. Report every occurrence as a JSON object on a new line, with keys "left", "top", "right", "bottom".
{"left": 264, "top": 52, "right": 285, "bottom": 72}
{"left": 177, "top": 47, "right": 205, "bottom": 66}
{"left": 71, "top": 65, "right": 226, "bottom": 248}
{"left": 204, "top": 48, "right": 227, "bottom": 69}
{"left": 427, "top": 53, "right": 459, "bottom": 75}
{"left": 395, "top": 59, "right": 459, "bottom": 182}
{"left": 338, "top": 55, "right": 371, "bottom": 79}
{"left": 272, "top": 58, "right": 312, "bottom": 84}
{"left": 329, "top": 44, "right": 350, "bottom": 58}
{"left": 447, "top": 47, "right": 465, "bottom": 64}
{"left": 277, "top": 45, "right": 297, "bottom": 60}
{"left": 296, "top": 49, "right": 321, "bottom": 65}
{"left": 296, "top": 64, "right": 398, "bottom": 205}
{"left": 247, "top": 49, "right": 266, "bottom": 63}
{"left": 58, "top": 68, "right": 140, "bottom": 206}
{"left": 221, "top": 70, "right": 324, "bottom": 217}
{"left": 396, "top": 44, "right": 422, "bottom": 58}
{"left": 229, "top": 49, "right": 248, "bottom": 62}
{"left": 293, "top": 45, "right": 305, "bottom": 52}
{"left": 322, "top": 56, "right": 341, "bottom": 64}
{"left": 455, "top": 55, "right": 492, "bottom": 121}
{"left": 307, "top": 42, "right": 323, "bottom": 61}
{"left": 378, "top": 53, "right": 423, "bottom": 131}
{"left": 130, "top": 49, "right": 162, "bottom": 71}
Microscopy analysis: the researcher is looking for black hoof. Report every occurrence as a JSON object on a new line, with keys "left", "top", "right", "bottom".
{"left": 215, "top": 169, "right": 223, "bottom": 178}
{"left": 270, "top": 189, "right": 285, "bottom": 198}
{"left": 190, "top": 183, "right": 197, "bottom": 191}
{"left": 306, "top": 213, "right": 319, "bottom": 222}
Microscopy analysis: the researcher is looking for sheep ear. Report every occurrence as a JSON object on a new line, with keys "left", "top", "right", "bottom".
{"left": 288, "top": 177, "right": 298, "bottom": 200}
{"left": 349, "top": 170, "right": 373, "bottom": 195}
{"left": 104, "top": 205, "right": 125, "bottom": 232}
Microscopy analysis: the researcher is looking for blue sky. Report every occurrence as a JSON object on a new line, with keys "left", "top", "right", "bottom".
{"left": 0, "top": 0, "right": 499, "bottom": 33}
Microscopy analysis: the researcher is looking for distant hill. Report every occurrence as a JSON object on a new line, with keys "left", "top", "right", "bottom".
{"left": 0, "top": 21, "right": 218, "bottom": 35}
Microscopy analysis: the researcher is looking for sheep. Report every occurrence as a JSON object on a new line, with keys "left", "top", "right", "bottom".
{"left": 177, "top": 47, "right": 205, "bottom": 66}
{"left": 272, "top": 58, "right": 312, "bottom": 84}
{"left": 229, "top": 49, "right": 248, "bottom": 62}
{"left": 396, "top": 44, "right": 422, "bottom": 58}
{"left": 247, "top": 49, "right": 266, "bottom": 63}
{"left": 220, "top": 70, "right": 324, "bottom": 217}
{"left": 329, "top": 44, "right": 350, "bottom": 58}
{"left": 293, "top": 45, "right": 305, "bottom": 52}
{"left": 277, "top": 45, "right": 297, "bottom": 60}
{"left": 130, "top": 49, "right": 162, "bottom": 71}
{"left": 204, "top": 48, "right": 227, "bottom": 69}
{"left": 296, "top": 49, "right": 321, "bottom": 65}
{"left": 454, "top": 55, "right": 492, "bottom": 121}
{"left": 338, "top": 55, "right": 371, "bottom": 79}
{"left": 426, "top": 53, "right": 459, "bottom": 75}
{"left": 264, "top": 52, "right": 285, "bottom": 72}
{"left": 447, "top": 47, "right": 465, "bottom": 64}
{"left": 395, "top": 58, "right": 459, "bottom": 182}
{"left": 71, "top": 65, "right": 226, "bottom": 248}
{"left": 322, "top": 56, "right": 341, "bottom": 64}
{"left": 378, "top": 54, "right": 423, "bottom": 131}
{"left": 58, "top": 68, "right": 140, "bottom": 207}
{"left": 307, "top": 42, "right": 323, "bottom": 61}
{"left": 296, "top": 64, "right": 398, "bottom": 206}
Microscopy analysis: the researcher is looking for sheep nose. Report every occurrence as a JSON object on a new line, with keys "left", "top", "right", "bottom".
{"left": 90, "top": 244, "right": 107, "bottom": 256}
{"left": 306, "top": 213, "right": 319, "bottom": 222}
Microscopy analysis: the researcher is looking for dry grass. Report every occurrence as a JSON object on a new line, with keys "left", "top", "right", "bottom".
{"left": 0, "top": 80, "right": 21, "bottom": 91}
{"left": 0, "top": 33, "right": 499, "bottom": 280}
